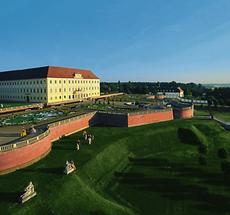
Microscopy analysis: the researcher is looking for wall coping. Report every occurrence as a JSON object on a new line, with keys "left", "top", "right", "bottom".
{"left": 128, "top": 108, "right": 172, "bottom": 116}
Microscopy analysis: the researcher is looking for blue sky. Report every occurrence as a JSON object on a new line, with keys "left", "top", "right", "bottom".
{"left": 0, "top": 0, "right": 230, "bottom": 83}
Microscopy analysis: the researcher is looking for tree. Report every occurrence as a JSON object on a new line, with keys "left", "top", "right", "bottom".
{"left": 221, "top": 160, "right": 230, "bottom": 175}
{"left": 198, "top": 155, "right": 207, "bottom": 166}
{"left": 198, "top": 144, "right": 208, "bottom": 154}
{"left": 217, "top": 148, "right": 228, "bottom": 159}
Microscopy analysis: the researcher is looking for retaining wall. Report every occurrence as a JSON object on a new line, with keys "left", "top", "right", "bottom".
{"left": 128, "top": 109, "right": 174, "bottom": 127}
{"left": 173, "top": 106, "right": 194, "bottom": 119}
{"left": 0, "top": 132, "right": 51, "bottom": 174}
{"left": 0, "top": 109, "right": 177, "bottom": 174}
{"left": 95, "top": 112, "right": 128, "bottom": 127}
{"left": 0, "top": 112, "right": 96, "bottom": 174}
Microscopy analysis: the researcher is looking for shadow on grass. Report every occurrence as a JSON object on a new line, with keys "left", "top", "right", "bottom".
{"left": 90, "top": 209, "right": 106, "bottom": 215}
{"left": 21, "top": 167, "right": 63, "bottom": 175}
{"left": 115, "top": 156, "right": 230, "bottom": 214}
{"left": 0, "top": 191, "right": 20, "bottom": 203}
{"left": 128, "top": 157, "right": 169, "bottom": 167}
{"left": 52, "top": 144, "right": 74, "bottom": 151}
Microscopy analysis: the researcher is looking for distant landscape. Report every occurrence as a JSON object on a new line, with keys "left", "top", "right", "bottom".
{"left": 203, "top": 84, "right": 230, "bottom": 89}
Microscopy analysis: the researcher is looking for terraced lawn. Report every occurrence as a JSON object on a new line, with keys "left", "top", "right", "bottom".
{"left": 213, "top": 111, "right": 230, "bottom": 122}
{"left": 194, "top": 109, "right": 230, "bottom": 122}
{"left": 0, "top": 119, "right": 230, "bottom": 215}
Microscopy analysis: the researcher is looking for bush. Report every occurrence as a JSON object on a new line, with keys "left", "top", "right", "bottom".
{"left": 217, "top": 148, "right": 228, "bottom": 159}
{"left": 90, "top": 210, "right": 106, "bottom": 215}
{"left": 198, "top": 144, "right": 208, "bottom": 154}
{"left": 221, "top": 160, "right": 230, "bottom": 175}
{"left": 178, "top": 128, "right": 201, "bottom": 145}
{"left": 198, "top": 155, "right": 207, "bottom": 166}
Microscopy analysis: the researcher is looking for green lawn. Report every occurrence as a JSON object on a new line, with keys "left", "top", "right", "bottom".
{"left": 0, "top": 119, "right": 230, "bottom": 215}
{"left": 112, "top": 94, "right": 150, "bottom": 103}
{"left": 212, "top": 111, "right": 230, "bottom": 122}
{"left": 194, "top": 109, "right": 211, "bottom": 116}
{"left": 194, "top": 109, "right": 230, "bottom": 122}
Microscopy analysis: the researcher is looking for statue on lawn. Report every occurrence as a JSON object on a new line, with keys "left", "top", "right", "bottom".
{"left": 19, "top": 181, "right": 37, "bottom": 204}
{"left": 64, "top": 160, "right": 76, "bottom": 175}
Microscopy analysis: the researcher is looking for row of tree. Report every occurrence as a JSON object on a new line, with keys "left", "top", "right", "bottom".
{"left": 100, "top": 81, "right": 230, "bottom": 106}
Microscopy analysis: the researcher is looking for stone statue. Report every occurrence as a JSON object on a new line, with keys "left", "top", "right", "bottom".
{"left": 64, "top": 160, "right": 76, "bottom": 175}
{"left": 88, "top": 137, "right": 92, "bottom": 145}
{"left": 19, "top": 181, "right": 37, "bottom": 204}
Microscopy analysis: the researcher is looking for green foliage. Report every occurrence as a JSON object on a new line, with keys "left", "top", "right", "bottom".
{"left": 221, "top": 160, "right": 230, "bottom": 175}
{"left": 100, "top": 82, "right": 230, "bottom": 106}
{"left": 177, "top": 127, "right": 201, "bottom": 145}
{"left": 217, "top": 148, "right": 228, "bottom": 159}
{"left": 0, "top": 119, "right": 230, "bottom": 215}
{"left": 198, "top": 155, "right": 207, "bottom": 166}
{"left": 198, "top": 144, "right": 208, "bottom": 154}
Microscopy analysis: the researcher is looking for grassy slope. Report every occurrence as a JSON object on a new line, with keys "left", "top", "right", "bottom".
{"left": 213, "top": 111, "right": 230, "bottom": 122}
{"left": 0, "top": 119, "right": 230, "bottom": 215}
{"left": 194, "top": 109, "right": 230, "bottom": 122}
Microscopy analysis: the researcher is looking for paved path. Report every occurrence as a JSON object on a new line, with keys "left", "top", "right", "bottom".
{"left": 0, "top": 125, "right": 45, "bottom": 146}
{"left": 214, "top": 117, "right": 230, "bottom": 130}
{"left": 0, "top": 126, "right": 22, "bottom": 145}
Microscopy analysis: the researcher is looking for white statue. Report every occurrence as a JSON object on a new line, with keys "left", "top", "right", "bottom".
{"left": 19, "top": 181, "right": 37, "bottom": 204}
{"left": 64, "top": 160, "right": 76, "bottom": 175}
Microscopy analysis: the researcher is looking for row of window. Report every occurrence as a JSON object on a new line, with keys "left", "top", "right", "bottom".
{"left": 0, "top": 80, "right": 45, "bottom": 86}
{"left": 49, "top": 92, "right": 99, "bottom": 101}
{"left": 0, "top": 92, "right": 100, "bottom": 102}
{"left": 49, "top": 79, "right": 99, "bottom": 84}
{"left": 50, "top": 87, "right": 99, "bottom": 93}
{"left": 0, "top": 95, "right": 46, "bottom": 101}
{"left": 0, "top": 88, "right": 47, "bottom": 93}
{"left": 0, "top": 79, "right": 100, "bottom": 86}
{"left": 0, "top": 87, "right": 99, "bottom": 94}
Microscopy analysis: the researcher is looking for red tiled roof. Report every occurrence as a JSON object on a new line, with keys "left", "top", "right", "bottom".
{"left": 0, "top": 66, "right": 99, "bottom": 81}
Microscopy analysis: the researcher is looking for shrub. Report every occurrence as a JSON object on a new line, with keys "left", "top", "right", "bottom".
{"left": 178, "top": 128, "right": 201, "bottom": 145}
{"left": 90, "top": 210, "right": 106, "bottom": 215}
{"left": 198, "top": 144, "right": 208, "bottom": 154}
{"left": 221, "top": 160, "right": 230, "bottom": 175}
{"left": 198, "top": 155, "right": 207, "bottom": 166}
{"left": 217, "top": 148, "right": 228, "bottom": 159}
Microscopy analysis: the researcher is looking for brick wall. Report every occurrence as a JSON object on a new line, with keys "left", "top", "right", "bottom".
{"left": 0, "top": 112, "right": 96, "bottom": 174}
{"left": 173, "top": 107, "right": 193, "bottom": 119}
{"left": 0, "top": 109, "right": 177, "bottom": 174}
{"left": 128, "top": 109, "right": 174, "bottom": 127}
{"left": 0, "top": 135, "right": 51, "bottom": 174}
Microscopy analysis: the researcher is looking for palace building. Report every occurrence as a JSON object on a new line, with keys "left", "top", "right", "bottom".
{"left": 156, "top": 87, "right": 184, "bottom": 99}
{"left": 0, "top": 66, "right": 100, "bottom": 104}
